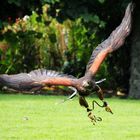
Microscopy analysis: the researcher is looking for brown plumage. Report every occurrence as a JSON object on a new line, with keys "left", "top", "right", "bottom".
{"left": 0, "top": 69, "right": 78, "bottom": 91}
{"left": 86, "top": 2, "right": 133, "bottom": 75}
{"left": 0, "top": 3, "right": 133, "bottom": 124}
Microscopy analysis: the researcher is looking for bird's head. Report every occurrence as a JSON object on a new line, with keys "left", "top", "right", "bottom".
{"left": 82, "top": 71, "right": 96, "bottom": 88}
{"left": 76, "top": 77, "right": 96, "bottom": 96}
{"left": 82, "top": 79, "right": 96, "bottom": 89}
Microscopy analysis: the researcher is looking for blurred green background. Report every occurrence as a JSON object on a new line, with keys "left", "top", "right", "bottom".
{"left": 0, "top": 0, "right": 140, "bottom": 98}
{"left": 0, "top": 1, "right": 140, "bottom": 140}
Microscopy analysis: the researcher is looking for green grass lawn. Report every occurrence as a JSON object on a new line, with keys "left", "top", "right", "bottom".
{"left": 0, "top": 93, "right": 140, "bottom": 140}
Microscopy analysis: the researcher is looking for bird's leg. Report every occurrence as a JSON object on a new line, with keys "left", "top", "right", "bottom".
{"left": 94, "top": 85, "right": 113, "bottom": 114}
{"left": 95, "top": 84, "right": 104, "bottom": 100}
{"left": 78, "top": 96, "right": 98, "bottom": 125}
{"left": 88, "top": 112, "right": 97, "bottom": 125}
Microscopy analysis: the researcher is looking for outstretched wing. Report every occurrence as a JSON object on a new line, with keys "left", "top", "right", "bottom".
{"left": 86, "top": 2, "right": 133, "bottom": 75}
{"left": 29, "top": 69, "right": 77, "bottom": 87}
{"left": 0, "top": 69, "right": 78, "bottom": 91}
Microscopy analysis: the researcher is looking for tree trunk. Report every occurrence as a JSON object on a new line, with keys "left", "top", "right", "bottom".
{"left": 129, "top": 1, "right": 140, "bottom": 98}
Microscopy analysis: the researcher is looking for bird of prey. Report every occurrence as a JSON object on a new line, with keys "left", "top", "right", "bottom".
{"left": 0, "top": 3, "right": 133, "bottom": 124}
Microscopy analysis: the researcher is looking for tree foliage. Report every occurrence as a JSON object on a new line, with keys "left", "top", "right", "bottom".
{"left": 48, "top": 0, "right": 131, "bottom": 90}
{"left": 0, "top": 0, "right": 132, "bottom": 92}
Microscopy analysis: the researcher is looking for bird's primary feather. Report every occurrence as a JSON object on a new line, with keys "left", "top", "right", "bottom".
{"left": 86, "top": 2, "right": 133, "bottom": 75}
{"left": 0, "top": 69, "right": 77, "bottom": 91}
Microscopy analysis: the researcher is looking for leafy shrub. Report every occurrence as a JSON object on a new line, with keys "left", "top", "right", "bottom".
{"left": 0, "top": 4, "right": 110, "bottom": 87}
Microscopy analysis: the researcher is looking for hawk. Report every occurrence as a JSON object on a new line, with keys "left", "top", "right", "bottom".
{"left": 0, "top": 3, "right": 133, "bottom": 124}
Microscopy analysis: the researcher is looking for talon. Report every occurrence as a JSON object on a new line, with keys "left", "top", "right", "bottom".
{"left": 88, "top": 112, "right": 96, "bottom": 123}
{"left": 103, "top": 101, "right": 113, "bottom": 114}
{"left": 96, "top": 117, "right": 102, "bottom": 121}
{"left": 105, "top": 106, "right": 113, "bottom": 114}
